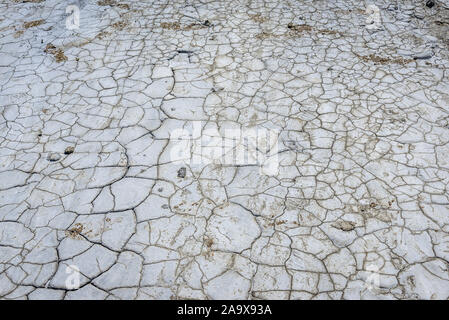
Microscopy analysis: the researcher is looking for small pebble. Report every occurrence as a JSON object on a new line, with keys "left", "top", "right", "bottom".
{"left": 47, "top": 153, "right": 61, "bottom": 162}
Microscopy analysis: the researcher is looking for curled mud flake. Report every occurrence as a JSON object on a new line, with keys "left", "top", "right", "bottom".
{"left": 14, "top": 0, "right": 45, "bottom": 3}
{"left": 332, "top": 220, "right": 356, "bottom": 232}
{"left": 118, "top": 4, "right": 129, "bottom": 9}
{"left": 177, "top": 167, "right": 186, "bottom": 178}
{"left": 47, "top": 153, "right": 61, "bottom": 162}
{"left": 44, "top": 43, "right": 56, "bottom": 53}
{"left": 413, "top": 51, "right": 434, "bottom": 60}
{"left": 177, "top": 49, "right": 193, "bottom": 54}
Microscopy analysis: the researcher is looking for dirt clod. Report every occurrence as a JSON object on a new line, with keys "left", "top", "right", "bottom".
{"left": 64, "top": 146, "right": 75, "bottom": 155}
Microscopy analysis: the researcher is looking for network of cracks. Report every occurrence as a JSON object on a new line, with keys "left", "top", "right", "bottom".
{"left": 1, "top": 0, "right": 449, "bottom": 299}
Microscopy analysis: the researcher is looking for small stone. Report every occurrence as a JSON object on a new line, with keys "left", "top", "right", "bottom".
{"left": 177, "top": 167, "right": 186, "bottom": 178}
{"left": 47, "top": 153, "right": 61, "bottom": 162}
{"left": 426, "top": 0, "right": 435, "bottom": 8}
{"left": 64, "top": 146, "right": 75, "bottom": 155}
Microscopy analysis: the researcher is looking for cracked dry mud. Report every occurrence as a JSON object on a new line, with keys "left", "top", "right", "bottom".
{"left": 1, "top": 0, "right": 449, "bottom": 300}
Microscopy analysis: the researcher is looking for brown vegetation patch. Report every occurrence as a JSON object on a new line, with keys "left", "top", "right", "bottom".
{"left": 112, "top": 20, "right": 127, "bottom": 30}
{"left": 255, "top": 31, "right": 271, "bottom": 39}
{"left": 287, "top": 23, "right": 341, "bottom": 37}
{"left": 355, "top": 53, "right": 414, "bottom": 65}
{"left": 23, "top": 19, "right": 45, "bottom": 29}
{"left": 161, "top": 22, "right": 181, "bottom": 30}
{"left": 96, "top": 30, "right": 111, "bottom": 39}
{"left": 335, "top": 8, "right": 365, "bottom": 15}
{"left": 44, "top": 43, "right": 68, "bottom": 63}
{"left": 98, "top": 0, "right": 116, "bottom": 6}
{"left": 317, "top": 28, "right": 339, "bottom": 35}
{"left": 205, "top": 238, "right": 214, "bottom": 248}
{"left": 66, "top": 223, "right": 84, "bottom": 239}
{"left": 97, "top": 0, "right": 129, "bottom": 9}
{"left": 255, "top": 23, "right": 341, "bottom": 40}
{"left": 161, "top": 21, "right": 210, "bottom": 31}
{"left": 287, "top": 23, "right": 313, "bottom": 34}
{"left": 14, "top": 30, "right": 24, "bottom": 38}
{"left": 250, "top": 13, "right": 267, "bottom": 23}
